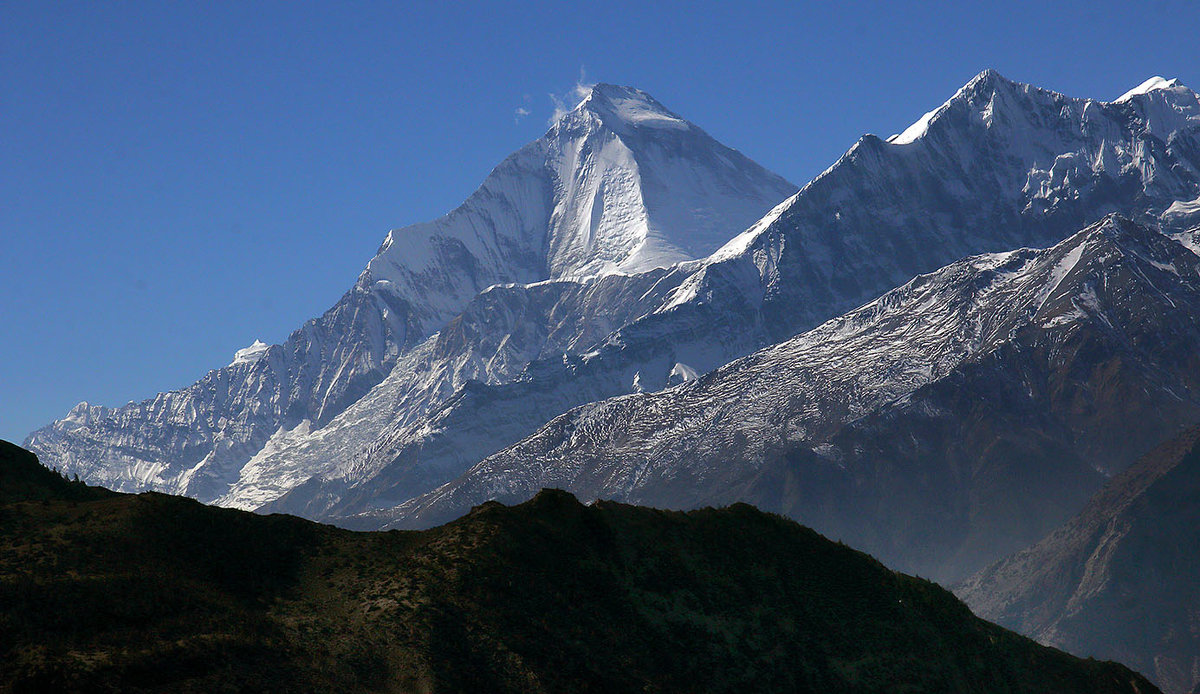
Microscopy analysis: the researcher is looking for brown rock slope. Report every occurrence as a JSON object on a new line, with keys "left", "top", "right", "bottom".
{"left": 958, "top": 426, "right": 1200, "bottom": 694}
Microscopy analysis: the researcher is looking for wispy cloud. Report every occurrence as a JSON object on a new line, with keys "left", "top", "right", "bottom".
{"left": 549, "top": 66, "right": 596, "bottom": 125}
{"left": 511, "top": 93, "right": 533, "bottom": 125}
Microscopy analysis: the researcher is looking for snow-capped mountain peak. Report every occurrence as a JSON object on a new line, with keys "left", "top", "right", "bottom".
{"left": 889, "top": 70, "right": 1198, "bottom": 148}
{"left": 230, "top": 339, "right": 271, "bottom": 366}
{"left": 61, "top": 401, "right": 110, "bottom": 428}
{"left": 715, "top": 70, "right": 1200, "bottom": 306}
{"left": 570, "top": 83, "right": 691, "bottom": 132}
{"left": 1115, "top": 75, "right": 1182, "bottom": 102}
{"left": 25, "top": 82, "right": 795, "bottom": 503}
{"left": 888, "top": 69, "right": 1016, "bottom": 144}
{"left": 364, "top": 81, "right": 795, "bottom": 298}
{"left": 1110, "top": 75, "right": 1199, "bottom": 144}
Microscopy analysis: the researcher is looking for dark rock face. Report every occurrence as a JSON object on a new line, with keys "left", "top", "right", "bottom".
{"left": 958, "top": 426, "right": 1200, "bottom": 694}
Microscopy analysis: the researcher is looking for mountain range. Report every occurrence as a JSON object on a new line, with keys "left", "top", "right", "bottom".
{"left": 378, "top": 215, "right": 1200, "bottom": 583}
{"left": 25, "top": 84, "right": 796, "bottom": 505}
{"left": 30, "top": 72, "right": 1200, "bottom": 524}
{"left": 262, "top": 69, "right": 1200, "bottom": 534}
{"left": 19, "top": 71, "right": 1200, "bottom": 692}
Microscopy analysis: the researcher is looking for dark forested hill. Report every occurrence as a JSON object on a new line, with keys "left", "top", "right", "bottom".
{"left": 0, "top": 441, "right": 1159, "bottom": 693}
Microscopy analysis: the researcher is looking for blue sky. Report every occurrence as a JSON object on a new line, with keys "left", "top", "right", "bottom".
{"left": 3, "top": 0, "right": 1198, "bottom": 442}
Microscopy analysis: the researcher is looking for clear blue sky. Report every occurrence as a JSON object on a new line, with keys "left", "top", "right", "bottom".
{"left": 3, "top": 0, "right": 1198, "bottom": 443}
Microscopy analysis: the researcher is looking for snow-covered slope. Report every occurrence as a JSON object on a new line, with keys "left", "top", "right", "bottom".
{"left": 218, "top": 267, "right": 694, "bottom": 511}
{"left": 27, "top": 72, "right": 1200, "bottom": 524}
{"left": 366, "top": 83, "right": 798, "bottom": 301}
{"left": 24, "top": 85, "right": 796, "bottom": 501}
{"left": 378, "top": 217, "right": 1200, "bottom": 583}
{"left": 256, "top": 72, "right": 1200, "bottom": 524}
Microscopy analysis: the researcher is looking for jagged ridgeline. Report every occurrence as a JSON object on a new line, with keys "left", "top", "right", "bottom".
{"left": 27, "top": 72, "right": 1200, "bottom": 543}
{"left": 24, "top": 84, "right": 798, "bottom": 505}
{"left": 0, "top": 442, "right": 1159, "bottom": 693}
{"left": 381, "top": 215, "right": 1200, "bottom": 584}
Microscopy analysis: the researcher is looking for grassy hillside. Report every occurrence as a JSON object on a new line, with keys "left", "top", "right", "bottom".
{"left": 0, "top": 441, "right": 1159, "bottom": 693}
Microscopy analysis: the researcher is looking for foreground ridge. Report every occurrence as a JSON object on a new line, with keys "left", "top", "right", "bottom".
{"left": 0, "top": 441, "right": 1159, "bottom": 693}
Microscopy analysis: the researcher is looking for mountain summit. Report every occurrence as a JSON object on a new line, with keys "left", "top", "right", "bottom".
{"left": 1115, "top": 75, "right": 1186, "bottom": 102}
{"left": 570, "top": 83, "right": 692, "bottom": 132}
{"left": 366, "top": 82, "right": 796, "bottom": 300}
{"left": 25, "top": 85, "right": 795, "bottom": 501}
